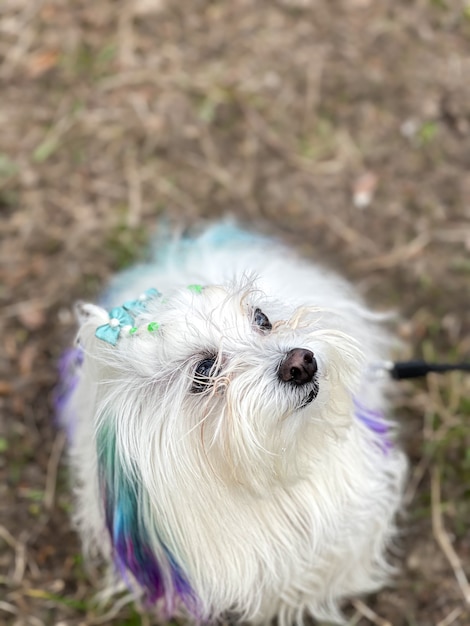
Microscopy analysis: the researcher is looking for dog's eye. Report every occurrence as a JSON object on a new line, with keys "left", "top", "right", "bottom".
{"left": 192, "top": 357, "right": 218, "bottom": 393}
{"left": 253, "top": 308, "right": 272, "bottom": 332}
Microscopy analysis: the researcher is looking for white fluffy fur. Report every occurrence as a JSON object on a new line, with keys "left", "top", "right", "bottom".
{"left": 64, "top": 225, "right": 407, "bottom": 624}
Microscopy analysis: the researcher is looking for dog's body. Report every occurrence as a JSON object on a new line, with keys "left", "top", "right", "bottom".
{"left": 58, "top": 223, "right": 407, "bottom": 624}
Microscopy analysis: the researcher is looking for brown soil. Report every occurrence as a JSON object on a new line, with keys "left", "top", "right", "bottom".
{"left": 1, "top": 1, "right": 470, "bottom": 625}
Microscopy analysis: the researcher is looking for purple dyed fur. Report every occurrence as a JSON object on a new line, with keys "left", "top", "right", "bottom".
{"left": 353, "top": 398, "right": 392, "bottom": 452}
{"left": 54, "top": 346, "right": 84, "bottom": 441}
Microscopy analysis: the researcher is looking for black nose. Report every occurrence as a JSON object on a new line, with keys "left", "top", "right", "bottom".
{"left": 278, "top": 349, "right": 317, "bottom": 385}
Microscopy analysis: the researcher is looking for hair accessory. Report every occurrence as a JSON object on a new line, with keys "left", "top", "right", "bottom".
{"left": 95, "top": 307, "right": 135, "bottom": 345}
{"left": 123, "top": 288, "right": 161, "bottom": 314}
{"left": 187, "top": 284, "right": 203, "bottom": 294}
{"left": 95, "top": 288, "right": 161, "bottom": 345}
{"left": 147, "top": 322, "right": 161, "bottom": 332}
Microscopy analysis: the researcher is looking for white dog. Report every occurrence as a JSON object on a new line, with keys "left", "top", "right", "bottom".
{"left": 56, "top": 223, "right": 407, "bottom": 625}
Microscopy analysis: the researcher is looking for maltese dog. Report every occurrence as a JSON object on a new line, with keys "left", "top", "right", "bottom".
{"left": 56, "top": 222, "right": 407, "bottom": 625}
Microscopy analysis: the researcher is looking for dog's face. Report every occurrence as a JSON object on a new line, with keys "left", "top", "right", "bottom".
{"left": 78, "top": 279, "right": 362, "bottom": 488}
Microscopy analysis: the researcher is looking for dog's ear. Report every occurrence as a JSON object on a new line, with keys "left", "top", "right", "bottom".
{"left": 73, "top": 301, "right": 110, "bottom": 351}
{"left": 75, "top": 301, "right": 109, "bottom": 326}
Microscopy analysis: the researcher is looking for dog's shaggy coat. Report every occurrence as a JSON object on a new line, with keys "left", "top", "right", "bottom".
{"left": 58, "top": 224, "right": 407, "bottom": 624}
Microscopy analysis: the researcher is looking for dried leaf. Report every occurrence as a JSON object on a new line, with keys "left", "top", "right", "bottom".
{"left": 18, "top": 305, "right": 46, "bottom": 331}
{"left": 27, "top": 50, "right": 59, "bottom": 78}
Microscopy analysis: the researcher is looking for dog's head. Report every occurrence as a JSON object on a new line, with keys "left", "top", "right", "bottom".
{"left": 69, "top": 278, "right": 379, "bottom": 614}
{"left": 75, "top": 278, "right": 364, "bottom": 490}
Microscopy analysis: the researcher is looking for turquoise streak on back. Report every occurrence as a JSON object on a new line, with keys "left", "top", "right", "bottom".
{"left": 101, "top": 222, "right": 267, "bottom": 307}
{"left": 97, "top": 419, "right": 196, "bottom": 612}
{"left": 150, "top": 221, "right": 264, "bottom": 266}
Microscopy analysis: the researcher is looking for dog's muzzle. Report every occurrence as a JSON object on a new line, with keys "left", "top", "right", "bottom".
{"left": 277, "top": 348, "right": 319, "bottom": 407}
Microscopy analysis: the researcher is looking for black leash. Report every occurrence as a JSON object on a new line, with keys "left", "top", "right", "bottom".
{"left": 385, "top": 360, "right": 470, "bottom": 381}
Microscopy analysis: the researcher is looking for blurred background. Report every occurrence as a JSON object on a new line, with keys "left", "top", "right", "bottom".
{"left": 1, "top": 1, "right": 470, "bottom": 624}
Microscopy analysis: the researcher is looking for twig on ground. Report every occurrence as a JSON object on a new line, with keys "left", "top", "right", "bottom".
{"left": 118, "top": 1, "right": 137, "bottom": 68}
{"left": 320, "top": 213, "right": 378, "bottom": 255}
{"left": 44, "top": 430, "right": 67, "bottom": 510}
{"left": 346, "top": 609, "right": 362, "bottom": 625}
{"left": 0, "top": 524, "right": 27, "bottom": 585}
{"left": 125, "top": 146, "right": 142, "bottom": 228}
{"left": 436, "top": 607, "right": 464, "bottom": 626}
{"left": 300, "top": 45, "right": 326, "bottom": 135}
{"left": 0, "top": 601, "right": 18, "bottom": 616}
{"left": 246, "top": 108, "right": 347, "bottom": 175}
{"left": 0, "top": 524, "right": 18, "bottom": 549}
{"left": 12, "top": 537, "right": 27, "bottom": 585}
{"left": 403, "top": 454, "right": 430, "bottom": 506}
{"left": 431, "top": 466, "right": 470, "bottom": 605}
{"left": 353, "top": 232, "right": 430, "bottom": 271}
{"left": 1, "top": 298, "right": 50, "bottom": 319}
{"left": 0, "top": 0, "right": 42, "bottom": 79}
{"left": 350, "top": 599, "right": 392, "bottom": 626}
{"left": 88, "top": 593, "right": 136, "bottom": 624}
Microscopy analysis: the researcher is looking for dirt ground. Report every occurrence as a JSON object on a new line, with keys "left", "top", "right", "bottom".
{"left": 1, "top": 1, "right": 470, "bottom": 625}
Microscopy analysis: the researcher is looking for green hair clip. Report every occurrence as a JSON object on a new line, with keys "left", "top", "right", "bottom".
{"left": 187, "top": 284, "right": 203, "bottom": 294}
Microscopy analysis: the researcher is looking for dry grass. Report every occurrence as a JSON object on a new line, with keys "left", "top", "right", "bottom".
{"left": 1, "top": 1, "right": 470, "bottom": 624}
